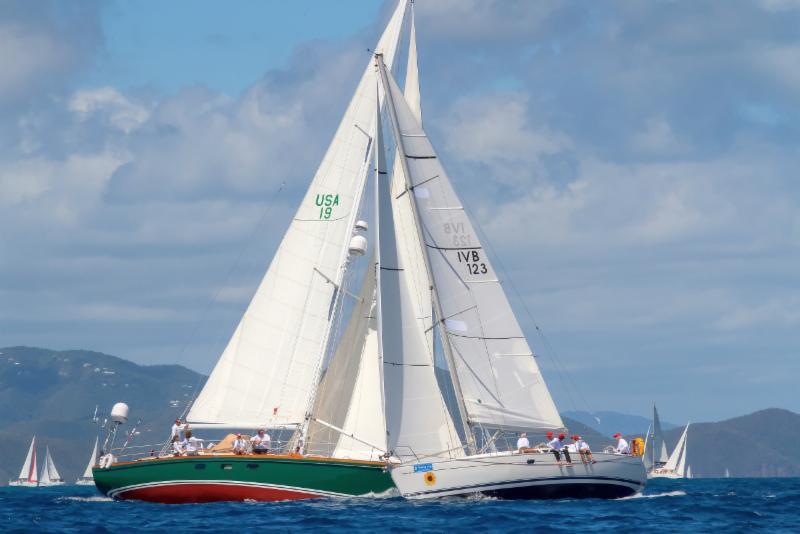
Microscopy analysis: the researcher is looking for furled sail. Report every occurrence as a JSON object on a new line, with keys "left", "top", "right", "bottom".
{"left": 17, "top": 436, "right": 37, "bottom": 483}
{"left": 375, "top": 97, "right": 463, "bottom": 460}
{"left": 187, "top": 1, "right": 411, "bottom": 428}
{"left": 379, "top": 61, "right": 563, "bottom": 433}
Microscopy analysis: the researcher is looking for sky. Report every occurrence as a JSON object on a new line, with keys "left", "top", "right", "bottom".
{"left": 1, "top": 0, "right": 799, "bottom": 424}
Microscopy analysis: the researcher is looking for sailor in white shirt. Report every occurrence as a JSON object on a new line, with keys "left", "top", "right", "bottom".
{"left": 516, "top": 432, "right": 533, "bottom": 453}
{"left": 547, "top": 432, "right": 572, "bottom": 464}
{"left": 180, "top": 430, "right": 205, "bottom": 456}
{"left": 232, "top": 433, "right": 247, "bottom": 455}
{"left": 572, "top": 435, "right": 596, "bottom": 464}
{"left": 251, "top": 429, "right": 271, "bottom": 454}
{"left": 171, "top": 419, "right": 184, "bottom": 440}
{"left": 613, "top": 433, "right": 630, "bottom": 454}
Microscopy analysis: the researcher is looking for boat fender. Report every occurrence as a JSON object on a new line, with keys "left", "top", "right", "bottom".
{"left": 423, "top": 472, "right": 436, "bottom": 486}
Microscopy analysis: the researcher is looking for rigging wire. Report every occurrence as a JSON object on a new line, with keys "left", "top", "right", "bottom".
{"left": 457, "top": 192, "right": 592, "bottom": 416}
{"left": 175, "top": 181, "right": 287, "bottom": 422}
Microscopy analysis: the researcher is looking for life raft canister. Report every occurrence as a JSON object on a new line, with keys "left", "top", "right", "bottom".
{"left": 631, "top": 437, "right": 645, "bottom": 457}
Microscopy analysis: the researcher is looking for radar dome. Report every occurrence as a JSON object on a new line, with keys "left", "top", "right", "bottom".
{"left": 348, "top": 235, "right": 368, "bottom": 256}
{"left": 110, "top": 402, "right": 129, "bottom": 424}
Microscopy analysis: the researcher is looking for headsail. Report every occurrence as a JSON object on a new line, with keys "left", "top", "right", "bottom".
{"left": 39, "top": 447, "right": 52, "bottom": 485}
{"left": 378, "top": 58, "right": 563, "bottom": 433}
{"left": 81, "top": 437, "right": 99, "bottom": 479}
{"left": 664, "top": 423, "right": 689, "bottom": 475}
{"left": 375, "top": 93, "right": 463, "bottom": 460}
{"left": 187, "top": 1, "right": 411, "bottom": 429}
{"left": 17, "top": 436, "right": 37, "bottom": 483}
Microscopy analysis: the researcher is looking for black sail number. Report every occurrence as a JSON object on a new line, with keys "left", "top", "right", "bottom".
{"left": 456, "top": 250, "right": 488, "bottom": 276}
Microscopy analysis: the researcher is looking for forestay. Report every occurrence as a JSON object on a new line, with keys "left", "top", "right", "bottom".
{"left": 380, "top": 67, "right": 563, "bottom": 433}
{"left": 375, "top": 100, "right": 463, "bottom": 461}
{"left": 187, "top": 1, "right": 411, "bottom": 428}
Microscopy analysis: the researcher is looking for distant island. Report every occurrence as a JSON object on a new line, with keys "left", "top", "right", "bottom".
{"left": 1, "top": 346, "right": 798, "bottom": 483}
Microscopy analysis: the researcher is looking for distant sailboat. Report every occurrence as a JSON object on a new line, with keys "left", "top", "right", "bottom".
{"left": 724, "top": 467, "right": 731, "bottom": 478}
{"left": 38, "top": 446, "right": 65, "bottom": 486}
{"left": 9, "top": 436, "right": 38, "bottom": 487}
{"left": 76, "top": 437, "right": 99, "bottom": 485}
{"left": 649, "top": 423, "right": 690, "bottom": 479}
{"left": 686, "top": 465, "right": 693, "bottom": 479}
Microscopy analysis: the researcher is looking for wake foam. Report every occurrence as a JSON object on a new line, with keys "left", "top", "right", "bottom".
{"left": 619, "top": 490, "right": 686, "bottom": 500}
{"left": 57, "top": 495, "right": 114, "bottom": 503}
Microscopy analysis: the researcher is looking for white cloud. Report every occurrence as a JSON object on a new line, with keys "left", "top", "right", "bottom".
{"left": 69, "top": 87, "right": 151, "bottom": 133}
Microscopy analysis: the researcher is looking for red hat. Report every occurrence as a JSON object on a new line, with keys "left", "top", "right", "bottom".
{"left": 546, "top": 431, "right": 554, "bottom": 438}
{"left": 613, "top": 433, "right": 622, "bottom": 438}
{"left": 571, "top": 435, "right": 580, "bottom": 441}
{"left": 558, "top": 433, "right": 566, "bottom": 440}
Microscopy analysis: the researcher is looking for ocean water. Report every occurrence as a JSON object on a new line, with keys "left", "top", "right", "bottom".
{"left": 1, "top": 478, "right": 798, "bottom": 532}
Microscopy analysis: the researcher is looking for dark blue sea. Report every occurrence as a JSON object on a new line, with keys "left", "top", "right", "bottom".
{"left": 2, "top": 479, "right": 798, "bottom": 532}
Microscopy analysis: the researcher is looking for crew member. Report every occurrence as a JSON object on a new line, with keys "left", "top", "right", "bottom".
{"left": 181, "top": 430, "right": 205, "bottom": 456}
{"left": 548, "top": 432, "right": 572, "bottom": 464}
{"left": 613, "top": 433, "right": 630, "bottom": 454}
{"left": 516, "top": 432, "right": 534, "bottom": 453}
{"left": 573, "top": 435, "right": 596, "bottom": 464}
{"left": 251, "top": 429, "right": 271, "bottom": 454}
{"left": 171, "top": 418, "right": 184, "bottom": 439}
{"left": 232, "top": 433, "right": 247, "bottom": 455}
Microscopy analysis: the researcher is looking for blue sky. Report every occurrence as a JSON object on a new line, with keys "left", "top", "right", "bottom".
{"left": 1, "top": 0, "right": 799, "bottom": 424}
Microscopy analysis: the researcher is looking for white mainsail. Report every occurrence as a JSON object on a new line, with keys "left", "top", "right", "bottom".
{"left": 664, "top": 423, "right": 689, "bottom": 475}
{"left": 187, "top": 1, "right": 411, "bottom": 429}
{"left": 39, "top": 447, "right": 52, "bottom": 485}
{"left": 17, "top": 436, "right": 38, "bottom": 483}
{"left": 375, "top": 97, "right": 463, "bottom": 460}
{"left": 653, "top": 405, "right": 669, "bottom": 463}
{"left": 379, "top": 58, "right": 563, "bottom": 433}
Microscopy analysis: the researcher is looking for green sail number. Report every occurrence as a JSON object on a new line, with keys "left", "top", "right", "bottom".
{"left": 315, "top": 194, "right": 340, "bottom": 219}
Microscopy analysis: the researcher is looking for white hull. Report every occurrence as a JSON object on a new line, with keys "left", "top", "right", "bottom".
{"left": 391, "top": 451, "right": 646, "bottom": 500}
{"left": 38, "top": 481, "right": 65, "bottom": 487}
{"left": 8, "top": 480, "right": 38, "bottom": 487}
{"left": 648, "top": 470, "right": 684, "bottom": 479}
{"left": 76, "top": 478, "right": 95, "bottom": 486}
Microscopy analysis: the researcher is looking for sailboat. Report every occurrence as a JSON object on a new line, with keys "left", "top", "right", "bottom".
{"left": 93, "top": 0, "right": 414, "bottom": 503}
{"left": 38, "top": 446, "right": 65, "bottom": 486}
{"left": 373, "top": 42, "right": 645, "bottom": 499}
{"left": 649, "top": 423, "right": 690, "bottom": 479}
{"left": 643, "top": 404, "right": 670, "bottom": 475}
{"left": 9, "top": 436, "right": 38, "bottom": 487}
{"left": 724, "top": 467, "right": 731, "bottom": 478}
{"left": 76, "top": 437, "right": 99, "bottom": 485}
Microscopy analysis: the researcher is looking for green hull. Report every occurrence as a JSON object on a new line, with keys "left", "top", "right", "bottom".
{"left": 93, "top": 454, "right": 394, "bottom": 503}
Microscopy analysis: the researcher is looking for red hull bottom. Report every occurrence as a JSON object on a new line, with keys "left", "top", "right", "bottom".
{"left": 118, "top": 483, "right": 321, "bottom": 504}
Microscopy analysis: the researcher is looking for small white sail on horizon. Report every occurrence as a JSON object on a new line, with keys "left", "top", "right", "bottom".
{"left": 9, "top": 436, "right": 38, "bottom": 486}
{"left": 76, "top": 437, "right": 99, "bottom": 485}
{"left": 39, "top": 446, "right": 64, "bottom": 486}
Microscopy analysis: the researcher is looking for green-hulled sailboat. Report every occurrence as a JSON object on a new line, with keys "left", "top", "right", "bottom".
{"left": 93, "top": 0, "right": 418, "bottom": 503}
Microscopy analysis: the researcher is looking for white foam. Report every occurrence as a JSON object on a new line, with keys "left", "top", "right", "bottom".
{"left": 618, "top": 490, "right": 686, "bottom": 500}
{"left": 57, "top": 496, "right": 114, "bottom": 503}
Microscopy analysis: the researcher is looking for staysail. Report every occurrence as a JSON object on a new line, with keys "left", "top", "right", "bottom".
{"left": 187, "top": 1, "right": 411, "bottom": 429}
{"left": 375, "top": 97, "right": 463, "bottom": 460}
{"left": 17, "top": 436, "right": 37, "bottom": 483}
{"left": 378, "top": 58, "right": 563, "bottom": 433}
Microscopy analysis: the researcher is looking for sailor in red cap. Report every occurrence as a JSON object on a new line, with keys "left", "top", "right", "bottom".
{"left": 547, "top": 432, "right": 572, "bottom": 465}
{"left": 613, "top": 433, "right": 630, "bottom": 455}
{"left": 572, "top": 435, "right": 596, "bottom": 464}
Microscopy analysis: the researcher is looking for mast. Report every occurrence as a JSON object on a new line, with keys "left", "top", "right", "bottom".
{"left": 375, "top": 54, "right": 476, "bottom": 454}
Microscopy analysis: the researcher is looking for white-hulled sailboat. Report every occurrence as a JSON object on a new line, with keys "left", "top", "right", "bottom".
{"left": 650, "top": 423, "right": 690, "bottom": 479}
{"left": 38, "top": 446, "right": 65, "bottom": 486}
{"left": 369, "top": 34, "right": 646, "bottom": 497}
{"left": 644, "top": 404, "right": 670, "bottom": 474}
{"left": 9, "top": 436, "right": 38, "bottom": 487}
{"left": 76, "top": 437, "right": 99, "bottom": 485}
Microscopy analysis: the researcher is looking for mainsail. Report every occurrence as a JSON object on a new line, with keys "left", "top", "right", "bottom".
{"left": 653, "top": 404, "right": 669, "bottom": 463}
{"left": 378, "top": 57, "right": 563, "bottom": 433}
{"left": 81, "top": 437, "right": 99, "bottom": 479}
{"left": 665, "top": 423, "right": 689, "bottom": 476}
{"left": 187, "top": 1, "right": 411, "bottom": 429}
{"left": 17, "top": 436, "right": 37, "bottom": 483}
{"left": 39, "top": 447, "right": 53, "bottom": 485}
{"left": 375, "top": 97, "right": 463, "bottom": 460}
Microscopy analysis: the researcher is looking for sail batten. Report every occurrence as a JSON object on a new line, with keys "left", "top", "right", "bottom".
{"left": 187, "top": 1, "right": 411, "bottom": 428}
